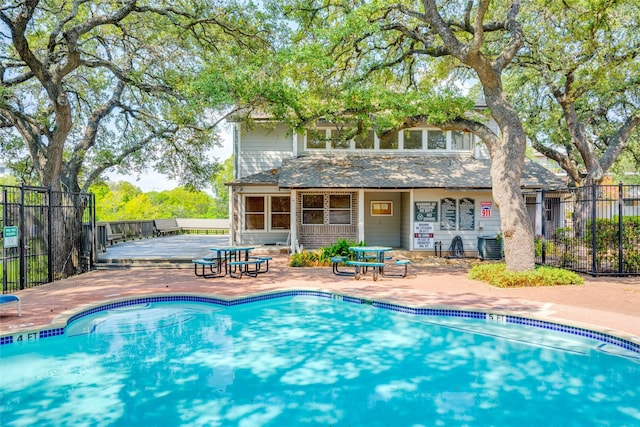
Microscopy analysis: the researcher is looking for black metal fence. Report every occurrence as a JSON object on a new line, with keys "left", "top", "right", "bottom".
{"left": 527, "top": 183, "right": 640, "bottom": 276}
{"left": 1, "top": 185, "right": 96, "bottom": 293}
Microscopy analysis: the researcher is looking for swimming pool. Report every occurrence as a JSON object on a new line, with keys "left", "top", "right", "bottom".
{"left": 1, "top": 292, "right": 639, "bottom": 426}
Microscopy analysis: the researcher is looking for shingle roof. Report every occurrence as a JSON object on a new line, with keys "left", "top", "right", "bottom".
{"left": 230, "top": 155, "right": 566, "bottom": 190}
{"left": 229, "top": 168, "right": 280, "bottom": 186}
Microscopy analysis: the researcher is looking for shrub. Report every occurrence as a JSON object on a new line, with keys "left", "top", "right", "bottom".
{"left": 290, "top": 239, "right": 365, "bottom": 267}
{"left": 289, "top": 250, "right": 324, "bottom": 267}
{"left": 584, "top": 216, "right": 640, "bottom": 270}
{"left": 534, "top": 236, "right": 558, "bottom": 259}
{"left": 468, "top": 263, "right": 583, "bottom": 288}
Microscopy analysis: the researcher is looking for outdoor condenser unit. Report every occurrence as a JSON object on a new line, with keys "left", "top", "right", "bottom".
{"left": 477, "top": 236, "right": 502, "bottom": 260}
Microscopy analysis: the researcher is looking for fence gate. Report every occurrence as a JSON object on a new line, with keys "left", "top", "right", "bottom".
{"left": 528, "top": 184, "right": 640, "bottom": 276}
{"left": 1, "top": 185, "right": 96, "bottom": 293}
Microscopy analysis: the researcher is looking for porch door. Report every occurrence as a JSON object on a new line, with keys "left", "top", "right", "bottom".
{"left": 364, "top": 192, "right": 402, "bottom": 247}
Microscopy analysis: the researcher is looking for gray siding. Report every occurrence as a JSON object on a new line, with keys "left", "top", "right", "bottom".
{"left": 239, "top": 124, "right": 294, "bottom": 177}
{"left": 239, "top": 151, "right": 293, "bottom": 178}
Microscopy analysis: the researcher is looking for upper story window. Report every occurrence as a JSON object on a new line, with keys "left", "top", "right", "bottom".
{"left": 355, "top": 130, "right": 374, "bottom": 150}
{"left": 307, "top": 130, "right": 327, "bottom": 149}
{"left": 403, "top": 130, "right": 423, "bottom": 149}
{"left": 452, "top": 131, "right": 472, "bottom": 150}
{"left": 305, "top": 127, "right": 473, "bottom": 152}
{"left": 427, "top": 130, "right": 446, "bottom": 150}
{"left": 379, "top": 131, "right": 398, "bottom": 149}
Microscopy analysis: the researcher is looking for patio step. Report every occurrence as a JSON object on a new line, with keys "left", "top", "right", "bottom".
{"left": 96, "top": 258, "right": 193, "bottom": 269}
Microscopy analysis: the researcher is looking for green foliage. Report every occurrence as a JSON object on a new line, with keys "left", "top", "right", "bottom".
{"left": 585, "top": 216, "right": 640, "bottom": 271}
{"left": 91, "top": 181, "right": 223, "bottom": 221}
{"left": 468, "top": 264, "right": 583, "bottom": 288}
{"left": 290, "top": 239, "right": 365, "bottom": 267}
{"left": 508, "top": 0, "right": 640, "bottom": 184}
{"left": 0, "top": 175, "right": 18, "bottom": 186}
{"left": 318, "top": 239, "right": 363, "bottom": 261}
{"left": 549, "top": 227, "right": 577, "bottom": 267}
{"left": 289, "top": 250, "right": 325, "bottom": 267}
{"left": 210, "top": 156, "right": 233, "bottom": 217}
{"left": 0, "top": 1, "right": 262, "bottom": 193}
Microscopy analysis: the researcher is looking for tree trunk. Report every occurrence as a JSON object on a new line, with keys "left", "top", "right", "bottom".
{"left": 485, "top": 92, "right": 536, "bottom": 272}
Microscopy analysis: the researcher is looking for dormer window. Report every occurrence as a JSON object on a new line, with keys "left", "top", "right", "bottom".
{"left": 379, "top": 131, "right": 398, "bottom": 149}
{"left": 427, "top": 130, "right": 446, "bottom": 150}
{"left": 403, "top": 130, "right": 422, "bottom": 149}
{"left": 304, "top": 127, "right": 473, "bottom": 152}
{"left": 331, "top": 130, "right": 350, "bottom": 149}
{"left": 307, "top": 129, "right": 327, "bottom": 149}
{"left": 355, "top": 130, "right": 374, "bottom": 149}
{"left": 452, "top": 131, "right": 472, "bottom": 150}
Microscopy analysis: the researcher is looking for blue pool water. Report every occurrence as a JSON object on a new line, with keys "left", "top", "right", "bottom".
{"left": 1, "top": 295, "right": 639, "bottom": 426}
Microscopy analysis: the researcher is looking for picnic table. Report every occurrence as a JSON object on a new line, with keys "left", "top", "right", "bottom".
{"left": 331, "top": 246, "right": 410, "bottom": 280}
{"left": 193, "top": 246, "right": 271, "bottom": 279}
{"left": 348, "top": 246, "right": 392, "bottom": 280}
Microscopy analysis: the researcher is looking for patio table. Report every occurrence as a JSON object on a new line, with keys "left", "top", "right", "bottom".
{"left": 348, "top": 246, "right": 393, "bottom": 280}
{"left": 210, "top": 246, "right": 266, "bottom": 278}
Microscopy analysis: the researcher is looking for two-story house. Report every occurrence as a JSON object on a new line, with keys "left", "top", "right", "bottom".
{"left": 226, "top": 116, "right": 566, "bottom": 255}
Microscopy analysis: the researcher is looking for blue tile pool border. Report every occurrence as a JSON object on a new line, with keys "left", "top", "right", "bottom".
{"left": 2, "top": 290, "right": 639, "bottom": 355}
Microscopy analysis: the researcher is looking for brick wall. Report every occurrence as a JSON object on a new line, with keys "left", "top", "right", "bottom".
{"left": 297, "top": 191, "right": 359, "bottom": 248}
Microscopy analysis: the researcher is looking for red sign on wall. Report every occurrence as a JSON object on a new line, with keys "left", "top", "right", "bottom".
{"left": 480, "top": 202, "right": 492, "bottom": 218}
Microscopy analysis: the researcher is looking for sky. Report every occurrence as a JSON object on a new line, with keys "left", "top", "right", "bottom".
{"left": 107, "top": 126, "right": 234, "bottom": 192}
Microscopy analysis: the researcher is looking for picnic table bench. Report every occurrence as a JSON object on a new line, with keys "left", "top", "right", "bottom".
{"left": 229, "top": 259, "right": 265, "bottom": 279}
{"left": 331, "top": 249, "right": 411, "bottom": 280}
{"left": 192, "top": 258, "right": 223, "bottom": 278}
{"left": 250, "top": 256, "right": 272, "bottom": 273}
{"left": 386, "top": 259, "right": 411, "bottom": 278}
{"left": 331, "top": 256, "right": 354, "bottom": 276}
{"left": 346, "top": 260, "right": 385, "bottom": 281}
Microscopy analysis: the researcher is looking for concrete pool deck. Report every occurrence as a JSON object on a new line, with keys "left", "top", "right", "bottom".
{"left": 2, "top": 248, "right": 639, "bottom": 346}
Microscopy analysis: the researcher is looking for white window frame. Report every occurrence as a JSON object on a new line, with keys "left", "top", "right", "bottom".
{"left": 306, "top": 127, "right": 473, "bottom": 153}
{"left": 244, "top": 195, "right": 292, "bottom": 231}
{"left": 302, "top": 193, "right": 325, "bottom": 225}
{"left": 270, "top": 195, "right": 291, "bottom": 231}
{"left": 244, "top": 195, "right": 266, "bottom": 231}
{"left": 329, "top": 194, "right": 352, "bottom": 225}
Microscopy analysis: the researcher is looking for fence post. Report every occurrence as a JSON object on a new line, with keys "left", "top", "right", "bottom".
{"left": 2, "top": 187, "right": 8, "bottom": 293}
{"left": 540, "top": 190, "right": 546, "bottom": 264}
{"left": 47, "top": 186, "right": 53, "bottom": 283}
{"left": 19, "top": 186, "right": 26, "bottom": 290}
{"left": 591, "top": 184, "right": 598, "bottom": 275}
{"left": 618, "top": 182, "right": 624, "bottom": 274}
